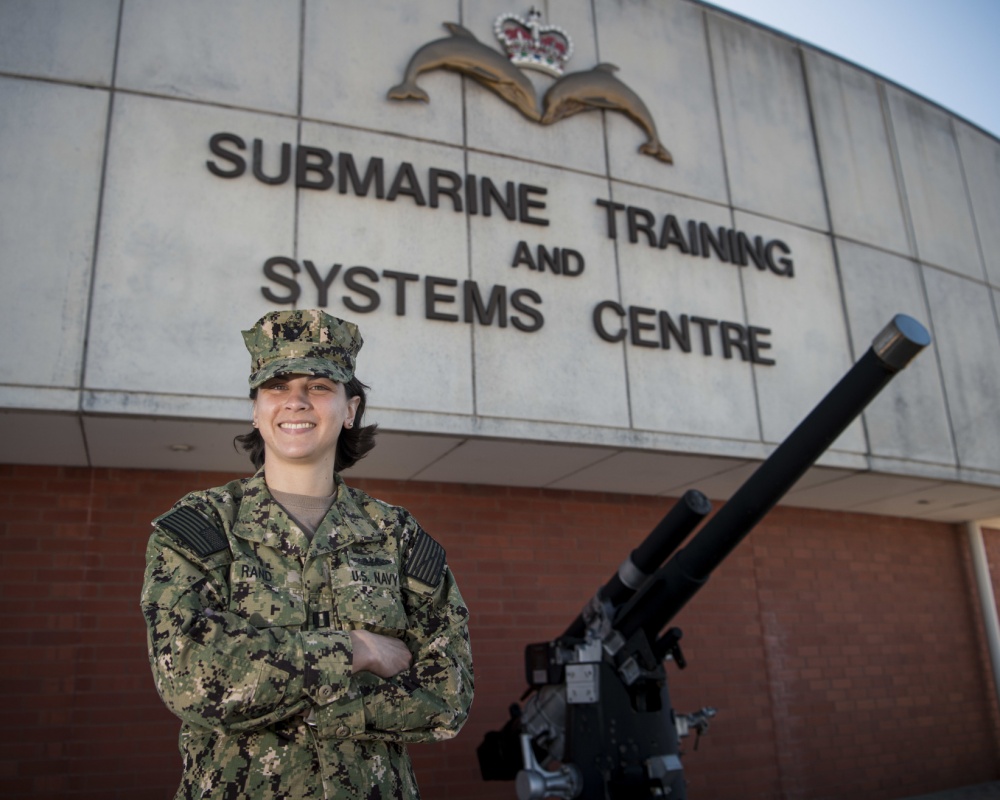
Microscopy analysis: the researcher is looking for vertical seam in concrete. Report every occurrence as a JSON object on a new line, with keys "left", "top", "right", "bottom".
{"left": 797, "top": 48, "right": 873, "bottom": 462}
{"left": 79, "top": 0, "right": 126, "bottom": 467}
{"left": 590, "top": 1, "right": 633, "bottom": 431}
{"left": 292, "top": 0, "right": 306, "bottom": 301}
{"left": 880, "top": 84, "right": 919, "bottom": 261}
{"left": 881, "top": 82, "right": 962, "bottom": 469}
{"left": 948, "top": 117, "right": 990, "bottom": 283}
{"left": 951, "top": 116, "right": 1000, "bottom": 478}
{"left": 704, "top": 9, "right": 766, "bottom": 446}
{"left": 458, "top": 0, "right": 477, "bottom": 419}
{"left": 952, "top": 117, "right": 1000, "bottom": 332}
{"left": 590, "top": 0, "right": 632, "bottom": 430}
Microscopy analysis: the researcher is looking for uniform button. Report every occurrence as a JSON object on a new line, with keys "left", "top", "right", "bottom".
{"left": 318, "top": 685, "right": 333, "bottom": 699}
{"left": 336, "top": 725, "right": 350, "bottom": 737}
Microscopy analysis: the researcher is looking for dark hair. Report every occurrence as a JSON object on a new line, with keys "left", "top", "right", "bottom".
{"left": 233, "top": 375, "right": 378, "bottom": 472}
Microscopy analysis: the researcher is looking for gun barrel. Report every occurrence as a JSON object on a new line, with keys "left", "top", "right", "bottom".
{"left": 615, "top": 314, "right": 930, "bottom": 645}
{"left": 562, "top": 489, "right": 712, "bottom": 639}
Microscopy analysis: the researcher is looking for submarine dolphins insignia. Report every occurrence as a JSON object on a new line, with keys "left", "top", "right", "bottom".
{"left": 387, "top": 10, "right": 673, "bottom": 165}
{"left": 387, "top": 22, "right": 540, "bottom": 122}
{"left": 542, "top": 64, "right": 673, "bottom": 164}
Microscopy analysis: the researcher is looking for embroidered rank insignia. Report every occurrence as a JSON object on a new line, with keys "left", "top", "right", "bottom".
{"left": 157, "top": 506, "right": 228, "bottom": 558}
{"left": 404, "top": 528, "right": 446, "bottom": 587}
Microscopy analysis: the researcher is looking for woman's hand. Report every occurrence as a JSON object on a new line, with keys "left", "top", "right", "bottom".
{"left": 349, "top": 630, "right": 413, "bottom": 678}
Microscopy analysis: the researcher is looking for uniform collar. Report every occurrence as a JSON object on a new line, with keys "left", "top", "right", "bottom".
{"left": 311, "top": 473, "right": 386, "bottom": 556}
{"left": 233, "top": 469, "right": 384, "bottom": 557}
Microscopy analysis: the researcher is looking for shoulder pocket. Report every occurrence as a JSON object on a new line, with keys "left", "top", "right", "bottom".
{"left": 403, "top": 528, "right": 446, "bottom": 588}
{"left": 156, "top": 506, "right": 228, "bottom": 558}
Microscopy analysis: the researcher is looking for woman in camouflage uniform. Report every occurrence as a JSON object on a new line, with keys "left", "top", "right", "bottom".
{"left": 141, "top": 309, "right": 474, "bottom": 799}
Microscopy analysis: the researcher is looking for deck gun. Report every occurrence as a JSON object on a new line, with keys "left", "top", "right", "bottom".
{"left": 477, "top": 314, "right": 930, "bottom": 799}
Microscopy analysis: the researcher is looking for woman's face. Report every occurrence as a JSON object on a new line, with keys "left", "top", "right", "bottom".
{"left": 253, "top": 374, "right": 360, "bottom": 471}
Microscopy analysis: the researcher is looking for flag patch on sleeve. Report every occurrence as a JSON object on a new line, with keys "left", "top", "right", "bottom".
{"left": 404, "top": 528, "right": 446, "bottom": 587}
{"left": 156, "top": 506, "right": 228, "bottom": 558}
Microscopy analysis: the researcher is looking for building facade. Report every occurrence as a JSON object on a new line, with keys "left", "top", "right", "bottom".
{"left": 1, "top": 1, "right": 999, "bottom": 798}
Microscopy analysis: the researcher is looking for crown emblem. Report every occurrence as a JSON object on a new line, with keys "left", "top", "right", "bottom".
{"left": 494, "top": 7, "right": 573, "bottom": 77}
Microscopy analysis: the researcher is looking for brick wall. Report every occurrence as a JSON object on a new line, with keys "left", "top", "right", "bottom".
{"left": 1, "top": 464, "right": 997, "bottom": 799}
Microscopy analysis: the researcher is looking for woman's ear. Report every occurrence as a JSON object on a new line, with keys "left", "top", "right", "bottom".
{"left": 347, "top": 394, "right": 361, "bottom": 425}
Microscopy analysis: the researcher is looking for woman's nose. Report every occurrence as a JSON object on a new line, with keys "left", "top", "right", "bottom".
{"left": 285, "top": 385, "right": 310, "bottom": 408}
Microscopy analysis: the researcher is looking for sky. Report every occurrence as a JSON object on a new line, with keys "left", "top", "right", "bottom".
{"left": 702, "top": 0, "right": 1000, "bottom": 139}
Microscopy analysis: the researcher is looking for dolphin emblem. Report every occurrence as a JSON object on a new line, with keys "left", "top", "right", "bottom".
{"left": 387, "top": 22, "right": 540, "bottom": 122}
{"left": 542, "top": 63, "right": 673, "bottom": 164}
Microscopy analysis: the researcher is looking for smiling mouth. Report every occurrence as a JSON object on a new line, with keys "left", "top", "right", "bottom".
{"left": 279, "top": 422, "right": 315, "bottom": 430}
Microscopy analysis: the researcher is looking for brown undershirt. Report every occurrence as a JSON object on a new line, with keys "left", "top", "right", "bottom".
{"left": 269, "top": 487, "right": 336, "bottom": 541}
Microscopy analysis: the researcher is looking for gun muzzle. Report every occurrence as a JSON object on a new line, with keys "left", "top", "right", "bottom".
{"left": 615, "top": 314, "right": 931, "bottom": 645}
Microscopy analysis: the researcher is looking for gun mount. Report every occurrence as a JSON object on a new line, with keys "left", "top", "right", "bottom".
{"left": 477, "top": 315, "right": 930, "bottom": 799}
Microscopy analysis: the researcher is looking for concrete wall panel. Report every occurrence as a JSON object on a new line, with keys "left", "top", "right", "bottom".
{"left": 738, "top": 214, "right": 861, "bottom": 451}
{"left": 117, "top": 0, "right": 301, "bottom": 115}
{"left": 468, "top": 155, "right": 627, "bottom": 426}
{"left": 596, "top": 0, "right": 729, "bottom": 203}
{"left": 923, "top": 266, "right": 1000, "bottom": 472}
{"left": 836, "top": 240, "right": 954, "bottom": 465}
{"left": 887, "top": 87, "right": 984, "bottom": 280}
{"left": 85, "top": 95, "right": 297, "bottom": 399}
{"left": 804, "top": 51, "right": 910, "bottom": 255}
{"left": 1, "top": 0, "right": 998, "bottom": 497}
{"left": 0, "top": 0, "right": 119, "bottom": 86}
{"left": 610, "top": 187, "right": 759, "bottom": 440}
{"left": 956, "top": 121, "right": 1000, "bottom": 288}
{"left": 707, "top": 13, "right": 827, "bottom": 229}
{"left": 0, "top": 78, "right": 108, "bottom": 396}
{"left": 304, "top": 0, "right": 464, "bottom": 145}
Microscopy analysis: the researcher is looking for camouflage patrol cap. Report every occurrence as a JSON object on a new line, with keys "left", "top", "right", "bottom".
{"left": 242, "top": 309, "right": 363, "bottom": 389}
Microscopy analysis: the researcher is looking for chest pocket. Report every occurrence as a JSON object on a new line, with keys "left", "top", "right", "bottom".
{"left": 229, "top": 567, "right": 306, "bottom": 629}
{"left": 333, "top": 582, "right": 409, "bottom": 634}
{"left": 331, "top": 549, "right": 408, "bottom": 634}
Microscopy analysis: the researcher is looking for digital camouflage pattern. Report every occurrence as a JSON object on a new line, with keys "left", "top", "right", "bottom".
{"left": 141, "top": 470, "right": 474, "bottom": 799}
{"left": 242, "top": 309, "right": 364, "bottom": 389}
